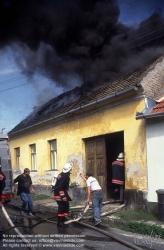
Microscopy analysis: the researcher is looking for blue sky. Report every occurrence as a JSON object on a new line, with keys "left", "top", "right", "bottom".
{"left": 0, "top": 0, "right": 164, "bottom": 133}
{"left": 118, "top": 0, "right": 164, "bottom": 25}
{"left": 0, "top": 46, "right": 64, "bottom": 132}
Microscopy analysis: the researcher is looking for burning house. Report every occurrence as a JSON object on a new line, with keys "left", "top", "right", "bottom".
{"left": 8, "top": 55, "right": 164, "bottom": 211}
{"left": 1, "top": 1, "right": 164, "bottom": 210}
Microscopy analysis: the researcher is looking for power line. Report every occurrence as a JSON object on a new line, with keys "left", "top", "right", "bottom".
{"left": 98, "top": 15, "right": 164, "bottom": 48}
{"left": 0, "top": 16, "right": 163, "bottom": 84}
{"left": 128, "top": 33, "right": 164, "bottom": 50}
{"left": 0, "top": 16, "right": 163, "bottom": 92}
{"left": 93, "top": 26, "right": 164, "bottom": 57}
{"left": 0, "top": 75, "right": 30, "bottom": 85}
{"left": 0, "top": 77, "right": 50, "bottom": 93}
{"left": 0, "top": 76, "right": 49, "bottom": 88}
{"left": 124, "top": 23, "right": 164, "bottom": 44}
{"left": 0, "top": 72, "right": 47, "bottom": 85}
{"left": 1, "top": 31, "right": 164, "bottom": 93}
{"left": 0, "top": 83, "right": 30, "bottom": 92}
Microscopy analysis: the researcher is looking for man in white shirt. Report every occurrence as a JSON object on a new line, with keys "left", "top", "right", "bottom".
{"left": 80, "top": 173, "right": 103, "bottom": 226}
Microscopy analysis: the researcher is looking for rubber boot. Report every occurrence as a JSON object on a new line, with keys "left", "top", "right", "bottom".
{"left": 120, "top": 185, "right": 124, "bottom": 204}
{"left": 57, "top": 216, "right": 68, "bottom": 227}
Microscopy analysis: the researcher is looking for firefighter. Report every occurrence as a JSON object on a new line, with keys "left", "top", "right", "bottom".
{"left": 0, "top": 167, "right": 6, "bottom": 238}
{"left": 0, "top": 166, "right": 6, "bottom": 201}
{"left": 112, "top": 152, "right": 125, "bottom": 204}
{"left": 54, "top": 163, "right": 72, "bottom": 227}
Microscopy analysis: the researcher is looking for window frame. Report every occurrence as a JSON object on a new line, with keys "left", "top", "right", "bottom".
{"left": 15, "top": 147, "right": 20, "bottom": 169}
{"left": 30, "top": 144, "right": 37, "bottom": 170}
{"left": 49, "top": 139, "right": 57, "bottom": 170}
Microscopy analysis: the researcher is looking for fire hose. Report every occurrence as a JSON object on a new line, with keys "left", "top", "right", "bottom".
{"left": 77, "top": 220, "right": 143, "bottom": 250}
{"left": 0, "top": 203, "right": 36, "bottom": 250}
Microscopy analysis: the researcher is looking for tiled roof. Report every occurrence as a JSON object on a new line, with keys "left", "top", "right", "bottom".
{"left": 150, "top": 100, "right": 164, "bottom": 114}
{"left": 8, "top": 55, "right": 164, "bottom": 135}
{"left": 140, "top": 55, "right": 164, "bottom": 100}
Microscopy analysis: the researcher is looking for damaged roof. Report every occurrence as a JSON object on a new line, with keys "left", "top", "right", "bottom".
{"left": 140, "top": 55, "right": 164, "bottom": 101}
{"left": 9, "top": 55, "right": 164, "bottom": 135}
{"left": 136, "top": 98, "right": 164, "bottom": 120}
{"left": 150, "top": 100, "right": 164, "bottom": 115}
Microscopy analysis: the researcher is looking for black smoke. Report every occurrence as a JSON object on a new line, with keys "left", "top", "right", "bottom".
{"left": 0, "top": 0, "right": 164, "bottom": 90}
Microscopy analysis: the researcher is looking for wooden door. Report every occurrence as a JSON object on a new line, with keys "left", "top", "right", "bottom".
{"left": 85, "top": 137, "right": 107, "bottom": 200}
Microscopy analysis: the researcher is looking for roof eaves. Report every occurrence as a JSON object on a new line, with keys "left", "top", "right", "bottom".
{"left": 9, "top": 86, "right": 140, "bottom": 136}
{"left": 136, "top": 110, "right": 164, "bottom": 120}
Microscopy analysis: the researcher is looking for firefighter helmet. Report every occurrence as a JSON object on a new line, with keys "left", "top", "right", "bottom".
{"left": 62, "top": 163, "right": 72, "bottom": 173}
{"left": 117, "top": 152, "right": 124, "bottom": 161}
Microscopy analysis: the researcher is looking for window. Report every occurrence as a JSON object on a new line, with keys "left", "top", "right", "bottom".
{"left": 15, "top": 147, "right": 20, "bottom": 169}
{"left": 49, "top": 140, "right": 57, "bottom": 170}
{"left": 30, "top": 144, "right": 36, "bottom": 170}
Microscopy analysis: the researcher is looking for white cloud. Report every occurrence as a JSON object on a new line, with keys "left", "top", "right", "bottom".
{"left": 0, "top": 46, "right": 20, "bottom": 76}
{"left": 0, "top": 68, "right": 17, "bottom": 75}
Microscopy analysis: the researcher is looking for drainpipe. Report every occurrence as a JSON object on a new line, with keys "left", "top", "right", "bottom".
{"left": 10, "top": 86, "right": 139, "bottom": 135}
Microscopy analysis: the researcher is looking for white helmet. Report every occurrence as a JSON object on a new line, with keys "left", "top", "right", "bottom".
{"left": 117, "top": 152, "right": 124, "bottom": 161}
{"left": 62, "top": 163, "right": 72, "bottom": 173}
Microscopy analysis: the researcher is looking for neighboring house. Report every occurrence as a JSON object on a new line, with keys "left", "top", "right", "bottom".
{"left": 8, "top": 55, "right": 164, "bottom": 210}
{"left": 136, "top": 97, "right": 164, "bottom": 212}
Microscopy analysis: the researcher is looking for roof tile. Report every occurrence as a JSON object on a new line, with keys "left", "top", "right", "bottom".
{"left": 150, "top": 100, "right": 164, "bottom": 114}
{"left": 9, "top": 55, "right": 164, "bottom": 135}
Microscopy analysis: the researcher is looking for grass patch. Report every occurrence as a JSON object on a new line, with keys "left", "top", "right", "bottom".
{"left": 14, "top": 193, "right": 50, "bottom": 201}
{"left": 116, "top": 210, "right": 158, "bottom": 222}
{"left": 31, "top": 194, "right": 50, "bottom": 200}
{"left": 70, "top": 200, "right": 84, "bottom": 207}
{"left": 121, "top": 221, "right": 164, "bottom": 239}
{"left": 112, "top": 210, "right": 164, "bottom": 238}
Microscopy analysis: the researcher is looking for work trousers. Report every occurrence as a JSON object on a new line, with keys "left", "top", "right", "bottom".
{"left": 56, "top": 200, "right": 69, "bottom": 217}
{"left": 92, "top": 189, "right": 104, "bottom": 223}
{"left": 20, "top": 193, "right": 33, "bottom": 213}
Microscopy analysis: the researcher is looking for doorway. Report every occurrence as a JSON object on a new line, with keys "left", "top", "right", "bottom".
{"left": 105, "top": 131, "right": 124, "bottom": 199}
{"left": 84, "top": 131, "right": 124, "bottom": 200}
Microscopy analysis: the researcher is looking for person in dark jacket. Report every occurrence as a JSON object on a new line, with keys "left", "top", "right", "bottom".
{"left": 54, "top": 163, "right": 72, "bottom": 227}
{"left": 112, "top": 152, "right": 125, "bottom": 204}
{"left": 13, "top": 168, "right": 35, "bottom": 216}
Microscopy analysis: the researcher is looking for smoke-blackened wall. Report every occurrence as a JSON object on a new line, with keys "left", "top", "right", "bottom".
{"left": 0, "top": 0, "right": 164, "bottom": 90}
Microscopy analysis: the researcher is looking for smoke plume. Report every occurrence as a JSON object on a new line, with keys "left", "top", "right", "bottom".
{"left": 0, "top": 0, "right": 164, "bottom": 91}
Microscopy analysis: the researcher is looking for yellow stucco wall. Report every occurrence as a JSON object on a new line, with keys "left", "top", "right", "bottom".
{"left": 9, "top": 98, "right": 147, "bottom": 190}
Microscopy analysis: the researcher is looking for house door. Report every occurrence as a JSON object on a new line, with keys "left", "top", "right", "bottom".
{"left": 85, "top": 137, "right": 107, "bottom": 200}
